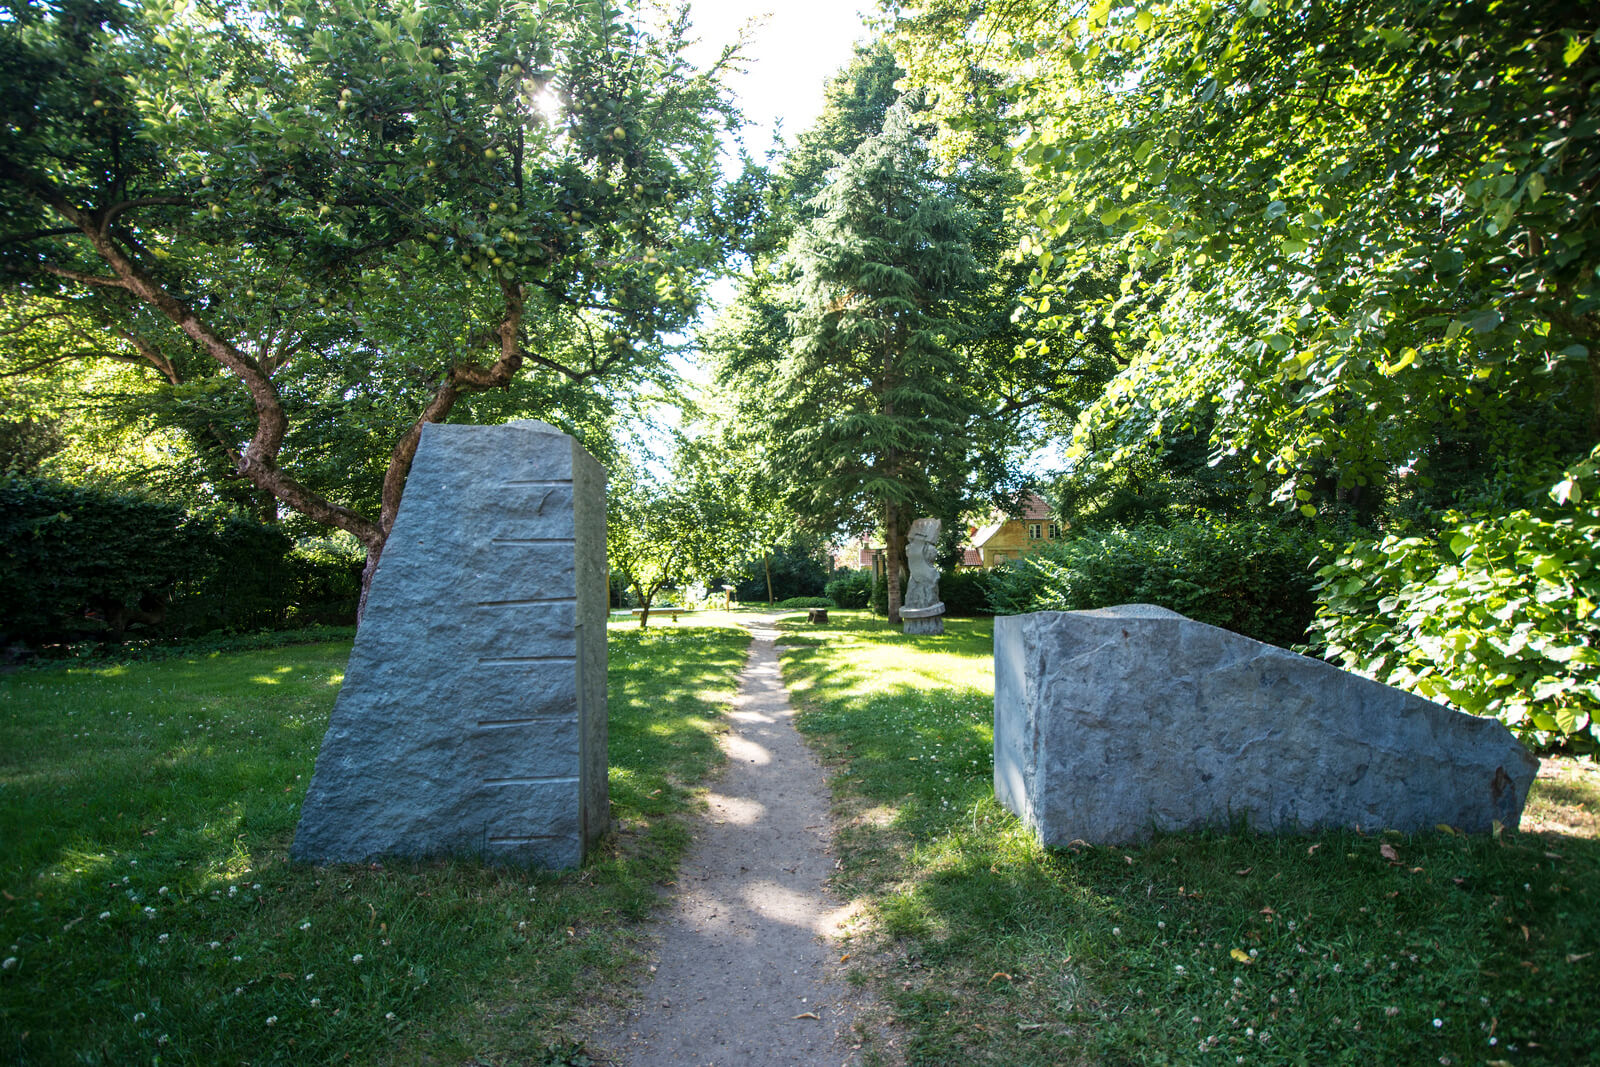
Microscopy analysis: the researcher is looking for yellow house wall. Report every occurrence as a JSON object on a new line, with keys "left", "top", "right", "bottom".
{"left": 980, "top": 521, "right": 1058, "bottom": 566}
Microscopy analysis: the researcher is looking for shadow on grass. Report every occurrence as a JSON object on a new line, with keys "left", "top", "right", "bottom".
{"left": 0, "top": 626, "right": 749, "bottom": 1066}
{"left": 779, "top": 619, "right": 1600, "bottom": 1067}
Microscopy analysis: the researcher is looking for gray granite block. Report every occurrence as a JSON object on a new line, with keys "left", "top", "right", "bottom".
{"left": 994, "top": 606, "right": 1539, "bottom": 845}
{"left": 292, "top": 420, "right": 608, "bottom": 867}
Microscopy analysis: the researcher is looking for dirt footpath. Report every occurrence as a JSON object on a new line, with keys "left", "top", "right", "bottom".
{"left": 595, "top": 620, "right": 864, "bottom": 1066}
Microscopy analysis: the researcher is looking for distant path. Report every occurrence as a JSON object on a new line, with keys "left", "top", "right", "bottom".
{"left": 595, "top": 617, "right": 863, "bottom": 1066}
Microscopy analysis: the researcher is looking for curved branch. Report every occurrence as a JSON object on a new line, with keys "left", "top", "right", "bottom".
{"left": 41, "top": 264, "right": 128, "bottom": 288}
{"left": 101, "top": 196, "right": 191, "bottom": 227}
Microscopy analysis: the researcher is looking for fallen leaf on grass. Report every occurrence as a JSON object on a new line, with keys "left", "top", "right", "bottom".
{"left": 1436, "top": 824, "right": 1459, "bottom": 836}
{"left": 1234, "top": 867, "right": 1252, "bottom": 876}
{"left": 1380, "top": 843, "right": 1400, "bottom": 863}
{"left": 1568, "top": 952, "right": 1593, "bottom": 963}
{"left": 1230, "top": 948, "right": 1253, "bottom": 964}
{"left": 1017, "top": 1022, "right": 1045, "bottom": 1031}
{"left": 988, "top": 972, "right": 1013, "bottom": 985}
{"left": 1306, "top": 844, "right": 1321, "bottom": 856}
{"left": 793, "top": 1012, "right": 819, "bottom": 1020}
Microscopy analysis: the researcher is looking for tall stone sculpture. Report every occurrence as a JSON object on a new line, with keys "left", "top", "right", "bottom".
{"left": 901, "top": 517, "right": 945, "bottom": 636}
{"left": 292, "top": 420, "right": 608, "bottom": 868}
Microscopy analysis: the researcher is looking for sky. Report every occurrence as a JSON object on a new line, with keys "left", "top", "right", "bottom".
{"left": 677, "top": 0, "right": 878, "bottom": 150}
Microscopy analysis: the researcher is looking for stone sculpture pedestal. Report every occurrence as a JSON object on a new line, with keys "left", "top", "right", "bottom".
{"left": 292, "top": 420, "right": 608, "bottom": 868}
{"left": 901, "top": 603, "right": 945, "bottom": 636}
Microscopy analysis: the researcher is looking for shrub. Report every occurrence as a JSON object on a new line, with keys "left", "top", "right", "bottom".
{"left": 734, "top": 539, "right": 829, "bottom": 602}
{"left": 0, "top": 477, "right": 205, "bottom": 642}
{"left": 986, "top": 519, "right": 1321, "bottom": 648}
{"left": 1313, "top": 498, "right": 1599, "bottom": 753}
{"left": 285, "top": 538, "right": 365, "bottom": 625}
{"left": 825, "top": 571, "right": 872, "bottom": 609}
{"left": 775, "top": 596, "right": 834, "bottom": 609}
{"left": 938, "top": 568, "right": 994, "bottom": 617}
{"left": 0, "top": 477, "right": 363, "bottom": 646}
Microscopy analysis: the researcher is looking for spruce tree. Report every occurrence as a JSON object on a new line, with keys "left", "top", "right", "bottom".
{"left": 776, "top": 105, "right": 980, "bottom": 623}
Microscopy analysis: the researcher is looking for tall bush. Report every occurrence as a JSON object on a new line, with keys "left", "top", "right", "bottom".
{"left": 986, "top": 520, "right": 1321, "bottom": 648}
{"left": 825, "top": 571, "right": 872, "bottom": 609}
{"left": 1313, "top": 496, "right": 1599, "bottom": 753}
{"left": 939, "top": 568, "right": 994, "bottom": 617}
{"left": 0, "top": 478, "right": 203, "bottom": 641}
{"left": 0, "top": 478, "right": 361, "bottom": 645}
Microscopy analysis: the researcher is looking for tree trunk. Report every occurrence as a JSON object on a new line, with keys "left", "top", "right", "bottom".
{"left": 637, "top": 591, "right": 652, "bottom": 628}
{"left": 764, "top": 551, "right": 774, "bottom": 605}
{"left": 884, "top": 500, "right": 906, "bottom": 624}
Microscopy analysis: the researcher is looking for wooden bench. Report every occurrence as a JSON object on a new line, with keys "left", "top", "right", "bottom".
{"left": 632, "top": 608, "right": 686, "bottom": 622}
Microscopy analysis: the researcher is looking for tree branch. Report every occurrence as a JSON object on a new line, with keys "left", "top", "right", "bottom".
{"left": 41, "top": 264, "right": 129, "bottom": 289}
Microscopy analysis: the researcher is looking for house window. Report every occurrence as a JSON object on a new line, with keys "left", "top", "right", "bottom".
{"left": 1048, "top": 523, "right": 1061, "bottom": 539}
{"left": 1027, "top": 522, "right": 1043, "bottom": 540}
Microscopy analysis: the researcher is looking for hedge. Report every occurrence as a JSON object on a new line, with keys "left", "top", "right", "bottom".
{"left": 985, "top": 520, "right": 1321, "bottom": 649}
{"left": 0, "top": 478, "right": 362, "bottom": 646}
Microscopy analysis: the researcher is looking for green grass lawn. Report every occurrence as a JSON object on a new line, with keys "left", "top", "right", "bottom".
{"left": 779, "top": 612, "right": 1600, "bottom": 1067}
{"left": 0, "top": 623, "right": 749, "bottom": 1065}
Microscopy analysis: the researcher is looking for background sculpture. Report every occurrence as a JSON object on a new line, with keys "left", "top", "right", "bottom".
{"left": 901, "top": 517, "right": 945, "bottom": 636}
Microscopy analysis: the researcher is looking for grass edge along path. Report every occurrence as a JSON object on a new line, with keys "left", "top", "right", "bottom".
{"left": 0, "top": 622, "right": 750, "bottom": 1066}
{"left": 777, "top": 611, "right": 1600, "bottom": 1067}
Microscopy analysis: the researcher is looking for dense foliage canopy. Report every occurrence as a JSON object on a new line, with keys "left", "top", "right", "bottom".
{"left": 2, "top": 0, "right": 752, "bottom": 590}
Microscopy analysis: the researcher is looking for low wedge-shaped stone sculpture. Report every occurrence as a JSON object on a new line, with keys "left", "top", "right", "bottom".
{"left": 292, "top": 420, "right": 608, "bottom": 868}
{"left": 994, "top": 605, "right": 1539, "bottom": 845}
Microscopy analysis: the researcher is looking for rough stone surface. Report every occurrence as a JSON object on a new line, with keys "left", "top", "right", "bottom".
{"left": 994, "top": 605, "right": 1540, "bottom": 844}
{"left": 292, "top": 420, "right": 607, "bottom": 868}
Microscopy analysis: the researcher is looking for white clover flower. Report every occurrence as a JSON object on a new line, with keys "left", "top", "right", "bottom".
{"left": 1, "top": 957, "right": 16, "bottom": 970}
{"left": 132, "top": 1012, "right": 145, "bottom": 1022}
{"left": 299, "top": 922, "right": 311, "bottom": 931}
{"left": 1112, "top": 927, "right": 1121, "bottom": 936}
{"left": 351, "top": 954, "right": 364, "bottom": 963}
{"left": 157, "top": 886, "right": 169, "bottom": 896}
{"left": 265, "top": 1016, "right": 277, "bottom": 1026}
{"left": 384, "top": 1011, "right": 396, "bottom": 1021}
{"left": 310, "top": 998, "right": 321, "bottom": 1007}
{"left": 1433, "top": 1018, "right": 1443, "bottom": 1028}
{"left": 99, "top": 911, "right": 111, "bottom": 920}
{"left": 142, "top": 906, "right": 157, "bottom": 918}
{"left": 157, "top": 933, "right": 169, "bottom": 944}
{"left": 208, "top": 941, "right": 220, "bottom": 949}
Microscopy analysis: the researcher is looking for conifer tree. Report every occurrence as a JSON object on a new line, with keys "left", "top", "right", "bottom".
{"left": 776, "top": 105, "right": 980, "bottom": 622}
